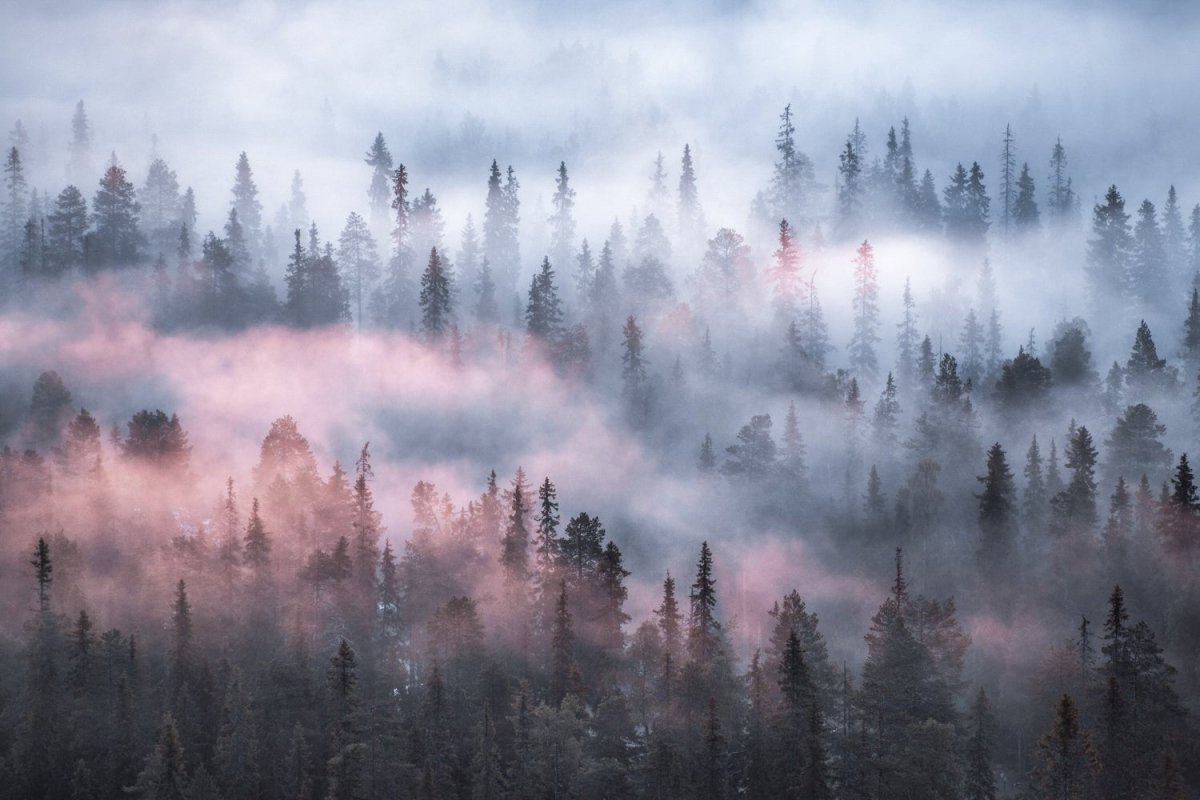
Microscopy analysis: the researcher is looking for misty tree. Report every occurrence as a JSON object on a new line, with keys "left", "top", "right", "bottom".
{"left": 142, "top": 157, "right": 181, "bottom": 255}
{"left": 696, "top": 227, "right": 751, "bottom": 313}
{"left": 994, "top": 347, "right": 1052, "bottom": 411}
{"left": 1130, "top": 199, "right": 1169, "bottom": 307}
{"left": 998, "top": 124, "right": 1016, "bottom": 240}
{"left": 768, "top": 219, "right": 801, "bottom": 326}
{"left": 848, "top": 239, "right": 880, "bottom": 378}
{"left": 895, "top": 276, "right": 919, "bottom": 387}
{"left": 1047, "top": 137, "right": 1079, "bottom": 225}
{"left": 89, "top": 156, "right": 144, "bottom": 268}
{"left": 771, "top": 104, "right": 815, "bottom": 228}
{"left": 1051, "top": 424, "right": 1099, "bottom": 533}
{"left": 1162, "top": 185, "right": 1187, "bottom": 281}
{"left": 802, "top": 275, "right": 831, "bottom": 373}
{"left": 837, "top": 135, "right": 864, "bottom": 239}
{"left": 370, "top": 163, "right": 415, "bottom": 328}
{"left": 1087, "top": 185, "right": 1133, "bottom": 304}
{"left": 46, "top": 186, "right": 87, "bottom": 275}
{"left": 549, "top": 161, "right": 576, "bottom": 279}
{"left": 977, "top": 442, "right": 1016, "bottom": 565}
{"left": 410, "top": 187, "right": 445, "bottom": 269}
{"left": 677, "top": 143, "right": 703, "bottom": 238}
{"left": 1125, "top": 319, "right": 1173, "bottom": 395}
{"left": 229, "top": 152, "right": 262, "bottom": 254}
{"left": 28, "top": 369, "right": 72, "bottom": 446}
{"left": 284, "top": 228, "right": 350, "bottom": 327}
{"left": 1, "top": 146, "right": 28, "bottom": 275}
{"left": 964, "top": 690, "right": 997, "bottom": 800}
{"left": 621, "top": 315, "right": 651, "bottom": 424}
{"left": 419, "top": 247, "right": 454, "bottom": 341}
{"left": 959, "top": 310, "right": 985, "bottom": 387}
{"left": 723, "top": 414, "right": 777, "bottom": 481}
{"left": 1013, "top": 162, "right": 1040, "bottom": 233}
{"left": 872, "top": 372, "right": 900, "bottom": 446}
{"left": 1105, "top": 403, "right": 1171, "bottom": 486}
{"left": 526, "top": 256, "right": 564, "bottom": 343}
{"left": 364, "top": 132, "right": 393, "bottom": 231}
{"left": 483, "top": 161, "right": 521, "bottom": 297}
{"left": 337, "top": 211, "right": 381, "bottom": 329}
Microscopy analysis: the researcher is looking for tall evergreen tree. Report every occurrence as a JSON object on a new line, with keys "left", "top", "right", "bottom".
{"left": 848, "top": 239, "right": 880, "bottom": 378}
{"left": 419, "top": 247, "right": 454, "bottom": 341}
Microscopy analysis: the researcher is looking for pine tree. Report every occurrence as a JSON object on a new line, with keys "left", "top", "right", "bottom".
{"left": 230, "top": 152, "right": 262, "bottom": 253}
{"left": 68, "top": 100, "right": 92, "bottom": 185}
{"left": 698, "top": 433, "right": 717, "bottom": 474}
{"left": 687, "top": 541, "right": 721, "bottom": 662}
{"left": 2, "top": 146, "right": 28, "bottom": 274}
{"left": 1047, "top": 137, "right": 1078, "bottom": 226}
{"left": 977, "top": 443, "right": 1016, "bottom": 564}
{"left": 47, "top": 185, "right": 88, "bottom": 274}
{"left": 128, "top": 713, "right": 188, "bottom": 800}
{"left": 999, "top": 124, "right": 1016, "bottom": 240}
{"left": 836, "top": 136, "right": 863, "bottom": 239}
{"left": 364, "top": 132, "right": 393, "bottom": 230}
{"left": 243, "top": 498, "right": 271, "bottom": 572}
{"left": 550, "top": 579, "right": 575, "bottom": 707}
{"left": 525, "top": 256, "right": 564, "bottom": 342}
{"left": 872, "top": 373, "right": 900, "bottom": 447}
{"left": 677, "top": 144, "right": 703, "bottom": 237}
{"left": 896, "top": 277, "right": 919, "bottom": 386}
{"left": 621, "top": 316, "right": 650, "bottom": 423}
{"left": 771, "top": 104, "right": 815, "bottom": 227}
{"left": 1013, "top": 162, "right": 1040, "bottom": 233}
{"left": 1181, "top": 287, "right": 1200, "bottom": 368}
{"left": 1024, "top": 435, "right": 1048, "bottom": 530}
{"left": 848, "top": 239, "right": 880, "bottom": 377}
{"left": 337, "top": 211, "right": 381, "bottom": 330}
{"left": 90, "top": 157, "right": 143, "bottom": 267}
{"left": 1162, "top": 185, "right": 1187, "bottom": 280}
{"left": 1130, "top": 199, "right": 1168, "bottom": 306}
{"left": 549, "top": 161, "right": 576, "bottom": 275}
{"left": 419, "top": 247, "right": 454, "bottom": 341}
{"left": 768, "top": 219, "right": 801, "bottom": 325}
{"left": 1087, "top": 185, "right": 1133, "bottom": 303}
{"left": 782, "top": 400, "right": 808, "bottom": 479}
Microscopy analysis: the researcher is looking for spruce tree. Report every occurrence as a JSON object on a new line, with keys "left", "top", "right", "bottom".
{"left": 848, "top": 239, "right": 880, "bottom": 378}
{"left": 687, "top": 541, "right": 720, "bottom": 662}
{"left": 1087, "top": 185, "right": 1133, "bottom": 303}
{"left": 364, "top": 132, "right": 393, "bottom": 230}
{"left": 419, "top": 247, "right": 454, "bottom": 340}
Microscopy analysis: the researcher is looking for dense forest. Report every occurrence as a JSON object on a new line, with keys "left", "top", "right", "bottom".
{"left": 4, "top": 4, "right": 1200, "bottom": 798}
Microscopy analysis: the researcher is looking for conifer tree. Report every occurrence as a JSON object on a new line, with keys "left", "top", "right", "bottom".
{"left": 678, "top": 144, "right": 703, "bottom": 238}
{"left": 1131, "top": 199, "right": 1168, "bottom": 306}
{"left": 1013, "top": 162, "right": 1040, "bottom": 233}
{"left": 687, "top": 541, "right": 721, "bottom": 662}
{"left": 1087, "top": 186, "right": 1133, "bottom": 303}
{"left": 365, "top": 132, "right": 393, "bottom": 230}
{"left": 837, "top": 134, "right": 864, "bottom": 238}
{"left": 525, "top": 256, "right": 564, "bottom": 342}
{"left": 848, "top": 239, "right": 880, "bottom": 378}
{"left": 999, "top": 124, "right": 1016, "bottom": 239}
{"left": 1048, "top": 137, "right": 1078, "bottom": 224}
{"left": 977, "top": 443, "right": 1016, "bottom": 564}
{"left": 419, "top": 247, "right": 454, "bottom": 340}
{"left": 768, "top": 219, "right": 801, "bottom": 325}
{"left": 549, "top": 161, "right": 576, "bottom": 273}
{"left": 229, "top": 152, "right": 262, "bottom": 253}
{"left": 47, "top": 185, "right": 87, "bottom": 274}
{"left": 337, "top": 211, "right": 381, "bottom": 330}
{"left": 550, "top": 579, "right": 575, "bottom": 707}
{"left": 90, "top": 157, "right": 143, "bottom": 267}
